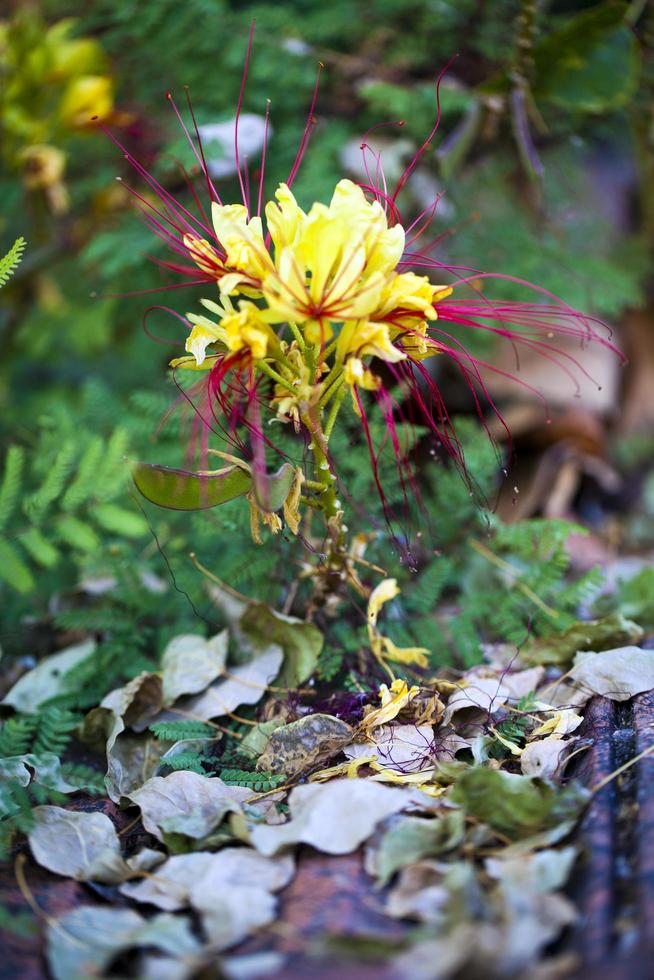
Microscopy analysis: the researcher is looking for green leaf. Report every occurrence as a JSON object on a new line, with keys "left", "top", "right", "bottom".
{"left": 0, "top": 539, "right": 35, "bottom": 593}
{"left": 0, "top": 237, "right": 26, "bottom": 288}
{"left": 371, "top": 811, "right": 466, "bottom": 885}
{"left": 521, "top": 614, "right": 644, "bottom": 666}
{"left": 240, "top": 603, "right": 323, "bottom": 687}
{"left": 55, "top": 515, "right": 101, "bottom": 552}
{"left": 93, "top": 502, "right": 149, "bottom": 538}
{"left": 149, "top": 720, "right": 217, "bottom": 741}
{"left": 132, "top": 462, "right": 251, "bottom": 510}
{"left": 0, "top": 445, "right": 25, "bottom": 532}
{"left": 17, "top": 527, "right": 59, "bottom": 568}
{"left": 533, "top": 3, "right": 640, "bottom": 113}
{"left": 451, "top": 768, "right": 588, "bottom": 841}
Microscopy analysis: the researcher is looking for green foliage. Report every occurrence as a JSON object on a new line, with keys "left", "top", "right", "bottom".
{"left": 0, "top": 705, "right": 102, "bottom": 861}
{"left": 0, "top": 237, "right": 25, "bottom": 288}
{"left": 32, "top": 707, "right": 80, "bottom": 757}
{"left": 492, "top": 692, "right": 537, "bottom": 757}
{"left": 594, "top": 567, "right": 654, "bottom": 632}
{"left": 0, "top": 715, "right": 39, "bottom": 757}
{"left": 0, "top": 411, "right": 147, "bottom": 595}
{"left": 218, "top": 768, "right": 287, "bottom": 792}
{"left": 149, "top": 720, "right": 217, "bottom": 741}
{"left": 0, "top": 904, "right": 37, "bottom": 938}
{"left": 162, "top": 752, "right": 212, "bottom": 775}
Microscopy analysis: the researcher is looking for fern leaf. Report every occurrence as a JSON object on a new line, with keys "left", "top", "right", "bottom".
{"left": 149, "top": 720, "right": 217, "bottom": 741}
{"left": 162, "top": 752, "right": 210, "bottom": 774}
{"left": 25, "top": 440, "right": 77, "bottom": 520}
{"left": 0, "top": 540, "right": 35, "bottom": 594}
{"left": 59, "top": 763, "right": 105, "bottom": 794}
{"left": 218, "top": 768, "right": 286, "bottom": 792}
{"left": 32, "top": 708, "right": 79, "bottom": 757}
{"left": 55, "top": 515, "right": 101, "bottom": 552}
{"left": 61, "top": 436, "right": 104, "bottom": 511}
{"left": 0, "top": 716, "right": 38, "bottom": 757}
{"left": 0, "top": 237, "right": 26, "bottom": 288}
{"left": 0, "top": 446, "right": 25, "bottom": 533}
{"left": 17, "top": 527, "right": 59, "bottom": 568}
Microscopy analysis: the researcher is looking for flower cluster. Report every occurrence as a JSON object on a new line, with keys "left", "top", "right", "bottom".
{"left": 175, "top": 178, "right": 452, "bottom": 420}
{"left": 118, "top": 52, "right": 620, "bottom": 555}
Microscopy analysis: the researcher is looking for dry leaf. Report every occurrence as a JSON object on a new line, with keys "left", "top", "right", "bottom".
{"left": 29, "top": 805, "right": 129, "bottom": 882}
{"left": 161, "top": 631, "right": 228, "bottom": 703}
{"left": 121, "top": 847, "right": 294, "bottom": 950}
{"left": 179, "top": 646, "right": 283, "bottom": 720}
{"left": 126, "top": 770, "right": 253, "bottom": 841}
{"left": 520, "top": 738, "right": 573, "bottom": 779}
{"left": 257, "top": 713, "right": 352, "bottom": 777}
{"left": 442, "top": 675, "right": 509, "bottom": 726}
{"left": 47, "top": 906, "right": 200, "bottom": 980}
{"left": 570, "top": 646, "right": 654, "bottom": 700}
{"left": 250, "top": 778, "right": 417, "bottom": 856}
{"left": 2, "top": 640, "right": 96, "bottom": 713}
{"left": 190, "top": 848, "right": 294, "bottom": 949}
{"left": 345, "top": 724, "right": 436, "bottom": 773}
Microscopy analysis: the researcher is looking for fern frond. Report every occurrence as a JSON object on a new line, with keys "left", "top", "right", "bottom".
{"left": 0, "top": 446, "right": 25, "bottom": 533}
{"left": 162, "top": 752, "right": 211, "bottom": 774}
{"left": 0, "top": 237, "right": 26, "bottom": 288}
{"left": 32, "top": 708, "right": 80, "bottom": 757}
{"left": 0, "top": 716, "right": 38, "bottom": 757}
{"left": 218, "top": 768, "right": 286, "bottom": 792}
{"left": 59, "top": 763, "right": 105, "bottom": 794}
{"left": 150, "top": 720, "right": 217, "bottom": 741}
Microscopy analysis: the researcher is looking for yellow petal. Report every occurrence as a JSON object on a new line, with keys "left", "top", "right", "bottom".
{"left": 368, "top": 578, "right": 400, "bottom": 629}
{"left": 379, "top": 636, "right": 430, "bottom": 670}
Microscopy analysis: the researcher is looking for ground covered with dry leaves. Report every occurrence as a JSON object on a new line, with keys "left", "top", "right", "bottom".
{"left": 2, "top": 580, "right": 653, "bottom": 980}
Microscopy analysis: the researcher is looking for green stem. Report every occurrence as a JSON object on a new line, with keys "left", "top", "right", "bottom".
{"left": 256, "top": 360, "right": 296, "bottom": 394}
{"left": 324, "top": 380, "right": 347, "bottom": 441}
{"left": 288, "top": 321, "right": 305, "bottom": 350}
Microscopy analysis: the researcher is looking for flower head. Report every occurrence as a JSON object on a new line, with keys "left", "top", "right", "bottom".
{"left": 118, "top": 41, "right": 622, "bottom": 544}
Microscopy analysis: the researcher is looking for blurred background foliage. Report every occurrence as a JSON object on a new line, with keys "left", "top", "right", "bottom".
{"left": 1, "top": 0, "right": 653, "bottom": 679}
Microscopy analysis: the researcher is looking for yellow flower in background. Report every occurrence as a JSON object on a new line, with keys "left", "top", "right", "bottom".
{"left": 58, "top": 75, "right": 114, "bottom": 127}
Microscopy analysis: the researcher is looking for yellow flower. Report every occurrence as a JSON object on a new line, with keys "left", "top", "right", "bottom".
{"left": 343, "top": 357, "right": 381, "bottom": 392}
{"left": 58, "top": 75, "right": 114, "bottom": 127}
{"left": 182, "top": 296, "right": 234, "bottom": 366}
{"left": 368, "top": 578, "right": 401, "bottom": 629}
{"left": 221, "top": 301, "right": 273, "bottom": 360}
{"left": 327, "top": 179, "right": 405, "bottom": 275}
{"left": 362, "top": 678, "right": 419, "bottom": 730}
{"left": 263, "top": 180, "right": 402, "bottom": 340}
{"left": 265, "top": 183, "right": 305, "bottom": 251}
{"left": 184, "top": 316, "right": 227, "bottom": 365}
{"left": 183, "top": 234, "right": 227, "bottom": 279}
{"left": 375, "top": 273, "right": 452, "bottom": 359}
{"left": 337, "top": 319, "right": 405, "bottom": 365}
{"left": 211, "top": 203, "right": 272, "bottom": 294}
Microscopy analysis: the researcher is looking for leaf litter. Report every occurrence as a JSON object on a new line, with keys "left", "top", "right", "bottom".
{"left": 5, "top": 603, "right": 654, "bottom": 979}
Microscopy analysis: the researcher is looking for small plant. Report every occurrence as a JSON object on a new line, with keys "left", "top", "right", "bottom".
{"left": 116, "top": 28, "right": 618, "bottom": 676}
